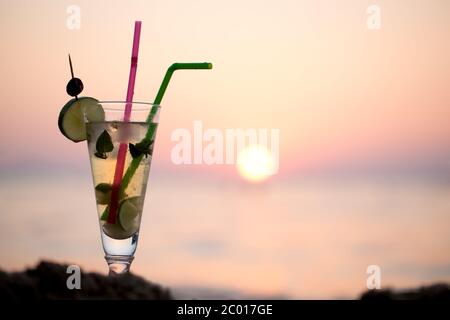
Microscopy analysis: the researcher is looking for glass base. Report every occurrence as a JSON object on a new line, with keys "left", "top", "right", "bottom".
{"left": 105, "top": 255, "right": 134, "bottom": 275}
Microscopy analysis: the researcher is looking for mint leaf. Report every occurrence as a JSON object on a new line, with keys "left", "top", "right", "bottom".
{"left": 136, "top": 139, "right": 154, "bottom": 158}
{"left": 129, "top": 139, "right": 154, "bottom": 158}
{"left": 129, "top": 143, "right": 141, "bottom": 159}
{"left": 95, "top": 151, "right": 107, "bottom": 159}
{"left": 95, "top": 130, "right": 113, "bottom": 159}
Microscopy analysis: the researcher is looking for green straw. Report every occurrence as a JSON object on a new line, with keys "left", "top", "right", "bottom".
{"left": 120, "top": 62, "right": 212, "bottom": 192}
{"left": 144, "top": 62, "right": 212, "bottom": 138}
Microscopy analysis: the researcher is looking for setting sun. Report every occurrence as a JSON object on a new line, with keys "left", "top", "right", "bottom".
{"left": 236, "top": 145, "right": 275, "bottom": 182}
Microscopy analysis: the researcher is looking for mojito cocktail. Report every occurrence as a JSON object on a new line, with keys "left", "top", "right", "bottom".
{"left": 85, "top": 102, "right": 159, "bottom": 273}
{"left": 57, "top": 20, "right": 211, "bottom": 277}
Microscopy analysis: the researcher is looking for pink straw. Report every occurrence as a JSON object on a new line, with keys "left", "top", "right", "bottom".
{"left": 107, "top": 21, "right": 142, "bottom": 224}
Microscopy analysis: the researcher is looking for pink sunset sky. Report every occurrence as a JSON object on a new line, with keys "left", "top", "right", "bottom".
{"left": 0, "top": 0, "right": 449, "bottom": 179}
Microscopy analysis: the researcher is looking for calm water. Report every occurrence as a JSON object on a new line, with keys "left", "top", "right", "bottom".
{"left": 0, "top": 171, "right": 449, "bottom": 299}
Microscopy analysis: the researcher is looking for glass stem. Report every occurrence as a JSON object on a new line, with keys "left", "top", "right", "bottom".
{"left": 105, "top": 255, "right": 134, "bottom": 275}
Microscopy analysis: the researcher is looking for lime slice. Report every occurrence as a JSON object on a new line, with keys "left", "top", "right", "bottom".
{"left": 98, "top": 187, "right": 129, "bottom": 220}
{"left": 118, "top": 197, "right": 142, "bottom": 233}
{"left": 58, "top": 97, "right": 104, "bottom": 142}
{"left": 102, "top": 223, "right": 135, "bottom": 240}
{"left": 101, "top": 197, "right": 142, "bottom": 240}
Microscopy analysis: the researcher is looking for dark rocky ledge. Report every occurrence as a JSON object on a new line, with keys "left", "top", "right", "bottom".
{"left": 360, "top": 283, "right": 450, "bottom": 300}
{"left": 1, "top": 260, "right": 449, "bottom": 300}
{"left": 0, "top": 261, "right": 172, "bottom": 300}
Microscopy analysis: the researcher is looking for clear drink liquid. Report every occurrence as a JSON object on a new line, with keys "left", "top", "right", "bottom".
{"left": 86, "top": 121, "right": 154, "bottom": 257}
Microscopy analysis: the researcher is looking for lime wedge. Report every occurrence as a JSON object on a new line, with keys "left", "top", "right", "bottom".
{"left": 58, "top": 97, "right": 104, "bottom": 142}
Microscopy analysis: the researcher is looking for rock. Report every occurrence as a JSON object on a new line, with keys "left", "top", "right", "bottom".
{"left": 360, "top": 283, "right": 450, "bottom": 300}
{"left": 0, "top": 261, "right": 172, "bottom": 300}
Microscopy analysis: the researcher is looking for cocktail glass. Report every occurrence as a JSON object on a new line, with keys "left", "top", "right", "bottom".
{"left": 84, "top": 101, "right": 160, "bottom": 275}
